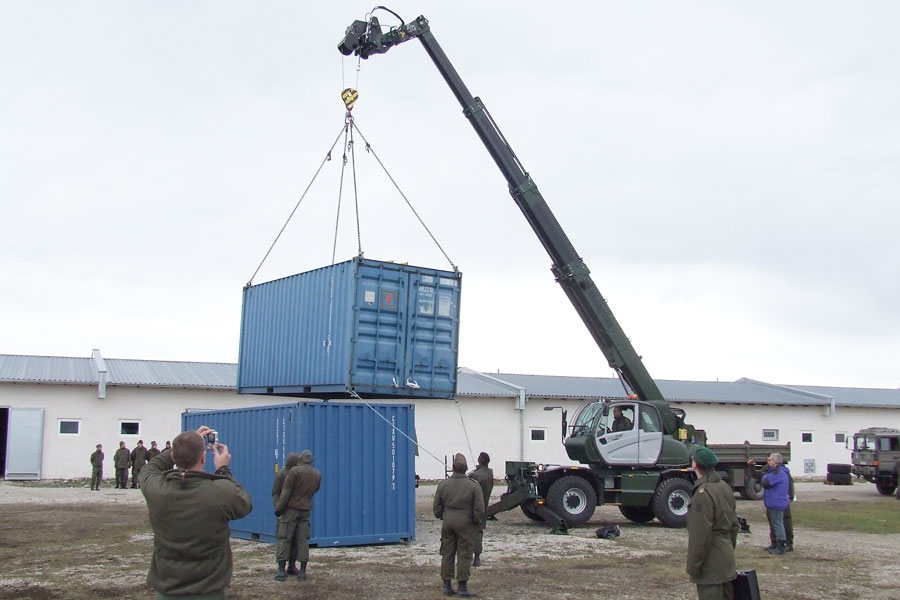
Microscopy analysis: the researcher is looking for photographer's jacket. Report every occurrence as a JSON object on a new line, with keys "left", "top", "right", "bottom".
{"left": 139, "top": 450, "right": 253, "bottom": 596}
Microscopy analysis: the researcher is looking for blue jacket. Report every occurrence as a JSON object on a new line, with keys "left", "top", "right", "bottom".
{"left": 761, "top": 465, "right": 790, "bottom": 510}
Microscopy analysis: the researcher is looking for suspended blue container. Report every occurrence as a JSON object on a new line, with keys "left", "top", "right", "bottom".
{"left": 238, "top": 257, "right": 461, "bottom": 400}
{"left": 182, "top": 400, "right": 416, "bottom": 546}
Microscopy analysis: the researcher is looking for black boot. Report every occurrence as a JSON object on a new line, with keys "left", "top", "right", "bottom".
{"left": 766, "top": 541, "right": 786, "bottom": 556}
{"left": 473, "top": 553, "right": 481, "bottom": 567}
{"left": 298, "top": 561, "right": 307, "bottom": 580}
{"left": 443, "top": 579, "right": 456, "bottom": 596}
{"left": 274, "top": 560, "right": 286, "bottom": 581}
{"left": 286, "top": 560, "right": 299, "bottom": 576}
{"left": 456, "top": 581, "right": 477, "bottom": 597}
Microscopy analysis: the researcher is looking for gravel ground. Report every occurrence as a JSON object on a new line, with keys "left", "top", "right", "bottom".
{"left": 1, "top": 478, "right": 898, "bottom": 599}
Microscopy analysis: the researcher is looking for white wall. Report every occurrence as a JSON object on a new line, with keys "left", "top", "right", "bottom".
{"left": 3, "top": 381, "right": 895, "bottom": 480}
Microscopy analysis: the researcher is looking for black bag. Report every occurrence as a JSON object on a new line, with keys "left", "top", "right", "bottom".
{"left": 732, "top": 569, "right": 761, "bottom": 600}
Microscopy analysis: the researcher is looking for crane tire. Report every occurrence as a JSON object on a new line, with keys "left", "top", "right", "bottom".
{"left": 826, "top": 463, "right": 852, "bottom": 475}
{"left": 545, "top": 475, "right": 597, "bottom": 527}
{"left": 652, "top": 477, "right": 693, "bottom": 528}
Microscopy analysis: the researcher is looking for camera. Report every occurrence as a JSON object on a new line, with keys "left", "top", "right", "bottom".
{"left": 204, "top": 431, "right": 218, "bottom": 449}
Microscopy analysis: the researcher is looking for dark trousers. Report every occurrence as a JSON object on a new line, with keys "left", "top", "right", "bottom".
{"left": 116, "top": 467, "right": 129, "bottom": 489}
{"left": 696, "top": 582, "right": 734, "bottom": 600}
{"left": 91, "top": 467, "right": 103, "bottom": 490}
{"left": 131, "top": 466, "right": 142, "bottom": 488}
{"left": 276, "top": 508, "right": 310, "bottom": 562}
{"left": 440, "top": 519, "right": 477, "bottom": 582}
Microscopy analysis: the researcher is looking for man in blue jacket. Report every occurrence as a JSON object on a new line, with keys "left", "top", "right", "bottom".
{"left": 749, "top": 453, "right": 790, "bottom": 555}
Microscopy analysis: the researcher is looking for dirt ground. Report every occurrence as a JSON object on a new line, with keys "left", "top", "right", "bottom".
{"left": 0, "top": 479, "right": 898, "bottom": 600}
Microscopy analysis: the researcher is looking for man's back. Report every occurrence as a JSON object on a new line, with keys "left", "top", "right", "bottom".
{"left": 140, "top": 452, "right": 252, "bottom": 596}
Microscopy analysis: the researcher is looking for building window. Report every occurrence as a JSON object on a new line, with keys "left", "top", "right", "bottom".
{"left": 761, "top": 429, "right": 779, "bottom": 442}
{"left": 834, "top": 432, "right": 846, "bottom": 444}
{"left": 530, "top": 428, "right": 547, "bottom": 442}
{"left": 59, "top": 420, "right": 80, "bottom": 435}
{"left": 801, "top": 432, "right": 813, "bottom": 443}
{"left": 120, "top": 421, "right": 141, "bottom": 436}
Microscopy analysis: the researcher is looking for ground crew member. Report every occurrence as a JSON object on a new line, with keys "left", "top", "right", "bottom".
{"left": 139, "top": 425, "right": 252, "bottom": 599}
{"left": 434, "top": 453, "right": 484, "bottom": 597}
{"left": 468, "top": 452, "right": 494, "bottom": 567}
{"left": 130, "top": 440, "right": 149, "bottom": 488}
{"left": 113, "top": 441, "right": 131, "bottom": 489}
{"left": 274, "top": 450, "right": 322, "bottom": 581}
{"left": 89, "top": 443, "right": 104, "bottom": 491}
{"left": 271, "top": 452, "right": 303, "bottom": 578}
{"left": 686, "top": 446, "right": 738, "bottom": 600}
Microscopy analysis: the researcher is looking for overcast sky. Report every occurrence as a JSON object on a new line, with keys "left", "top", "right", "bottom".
{"left": 2, "top": 1, "right": 898, "bottom": 389}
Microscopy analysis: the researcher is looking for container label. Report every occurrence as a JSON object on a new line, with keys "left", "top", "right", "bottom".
{"left": 391, "top": 415, "right": 397, "bottom": 491}
{"left": 439, "top": 277, "right": 458, "bottom": 287}
{"left": 438, "top": 294, "right": 452, "bottom": 318}
{"left": 417, "top": 286, "right": 435, "bottom": 315}
{"left": 364, "top": 290, "right": 376, "bottom": 305}
{"left": 380, "top": 290, "right": 398, "bottom": 311}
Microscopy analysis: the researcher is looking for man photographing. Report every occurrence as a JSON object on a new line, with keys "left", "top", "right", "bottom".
{"left": 140, "top": 425, "right": 253, "bottom": 600}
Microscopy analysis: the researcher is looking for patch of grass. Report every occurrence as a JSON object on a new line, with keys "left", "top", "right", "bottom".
{"left": 793, "top": 502, "right": 900, "bottom": 534}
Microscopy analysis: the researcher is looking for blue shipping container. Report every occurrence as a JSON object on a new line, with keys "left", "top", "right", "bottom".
{"left": 182, "top": 401, "right": 416, "bottom": 546}
{"left": 238, "top": 257, "right": 461, "bottom": 400}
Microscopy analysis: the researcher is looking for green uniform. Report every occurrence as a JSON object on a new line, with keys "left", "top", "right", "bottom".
{"left": 139, "top": 449, "right": 252, "bottom": 597}
{"left": 433, "top": 472, "right": 485, "bottom": 583}
{"left": 130, "top": 444, "right": 149, "bottom": 488}
{"left": 274, "top": 450, "right": 321, "bottom": 563}
{"left": 271, "top": 452, "right": 304, "bottom": 563}
{"left": 467, "top": 465, "right": 494, "bottom": 554}
{"left": 686, "top": 470, "right": 738, "bottom": 600}
{"left": 114, "top": 446, "right": 131, "bottom": 488}
{"left": 90, "top": 450, "right": 104, "bottom": 490}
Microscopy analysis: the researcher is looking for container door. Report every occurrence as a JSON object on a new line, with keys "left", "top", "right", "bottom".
{"left": 5, "top": 407, "right": 43, "bottom": 480}
{"left": 404, "top": 272, "right": 460, "bottom": 396}
{"left": 353, "top": 261, "right": 405, "bottom": 393}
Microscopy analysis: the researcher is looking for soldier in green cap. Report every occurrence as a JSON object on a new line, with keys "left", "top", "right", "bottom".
{"left": 434, "top": 453, "right": 485, "bottom": 597}
{"left": 686, "top": 446, "right": 739, "bottom": 600}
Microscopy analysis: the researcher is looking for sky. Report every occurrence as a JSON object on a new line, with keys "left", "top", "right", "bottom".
{"left": 1, "top": 1, "right": 898, "bottom": 389}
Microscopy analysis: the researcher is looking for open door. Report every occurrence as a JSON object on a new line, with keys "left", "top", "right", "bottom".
{"left": 4, "top": 407, "right": 44, "bottom": 480}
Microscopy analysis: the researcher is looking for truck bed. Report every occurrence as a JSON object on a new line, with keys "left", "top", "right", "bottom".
{"left": 708, "top": 442, "right": 791, "bottom": 465}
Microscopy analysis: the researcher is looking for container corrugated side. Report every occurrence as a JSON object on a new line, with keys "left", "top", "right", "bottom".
{"left": 238, "top": 257, "right": 460, "bottom": 400}
{"left": 182, "top": 400, "right": 415, "bottom": 546}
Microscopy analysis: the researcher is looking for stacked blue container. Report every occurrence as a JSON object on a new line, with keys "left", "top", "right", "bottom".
{"left": 237, "top": 256, "right": 462, "bottom": 400}
{"left": 182, "top": 401, "right": 416, "bottom": 546}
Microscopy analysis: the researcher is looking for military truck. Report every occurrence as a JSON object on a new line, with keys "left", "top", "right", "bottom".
{"left": 849, "top": 427, "right": 900, "bottom": 495}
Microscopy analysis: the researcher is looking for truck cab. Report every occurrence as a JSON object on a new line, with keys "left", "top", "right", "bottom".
{"left": 850, "top": 427, "right": 900, "bottom": 495}
{"left": 565, "top": 400, "right": 692, "bottom": 468}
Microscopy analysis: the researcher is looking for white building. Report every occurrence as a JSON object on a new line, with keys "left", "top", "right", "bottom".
{"left": 1, "top": 350, "right": 898, "bottom": 481}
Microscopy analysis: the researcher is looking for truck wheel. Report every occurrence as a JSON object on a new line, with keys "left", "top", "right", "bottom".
{"left": 827, "top": 463, "right": 852, "bottom": 475}
{"left": 545, "top": 475, "right": 597, "bottom": 527}
{"left": 520, "top": 501, "right": 543, "bottom": 522}
{"left": 875, "top": 480, "right": 897, "bottom": 496}
{"left": 652, "top": 478, "right": 693, "bottom": 528}
{"left": 740, "top": 480, "right": 764, "bottom": 501}
{"left": 619, "top": 505, "right": 655, "bottom": 523}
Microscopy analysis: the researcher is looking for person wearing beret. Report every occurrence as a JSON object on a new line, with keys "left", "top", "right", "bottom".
{"left": 686, "top": 446, "right": 739, "bottom": 600}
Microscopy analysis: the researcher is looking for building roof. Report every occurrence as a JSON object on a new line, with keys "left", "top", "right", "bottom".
{"left": 2, "top": 352, "right": 898, "bottom": 407}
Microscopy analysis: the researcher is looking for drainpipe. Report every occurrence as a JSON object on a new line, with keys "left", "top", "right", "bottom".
{"left": 92, "top": 348, "right": 107, "bottom": 399}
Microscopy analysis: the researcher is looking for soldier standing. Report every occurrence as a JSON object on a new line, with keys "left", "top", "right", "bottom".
{"left": 271, "top": 452, "right": 302, "bottom": 579}
{"left": 130, "top": 440, "right": 149, "bottom": 488}
{"left": 89, "top": 444, "right": 104, "bottom": 491}
{"left": 468, "top": 452, "right": 494, "bottom": 567}
{"left": 113, "top": 441, "right": 131, "bottom": 489}
{"left": 686, "top": 446, "right": 739, "bottom": 600}
{"left": 147, "top": 441, "right": 161, "bottom": 461}
{"left": 274, "top": 450, "right": 322, "bottom": 581}
{"left": 434, "top": 453, "right": 484, "bottom": 597}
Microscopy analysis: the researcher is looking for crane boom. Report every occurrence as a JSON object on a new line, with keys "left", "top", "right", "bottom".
{"left": 338, "top": 14, "right": 677, "bottom": 436}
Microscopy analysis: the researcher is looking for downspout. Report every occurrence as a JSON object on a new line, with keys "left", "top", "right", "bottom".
{"left": 92, "top": 348, "right": 107, "bottom": 399}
